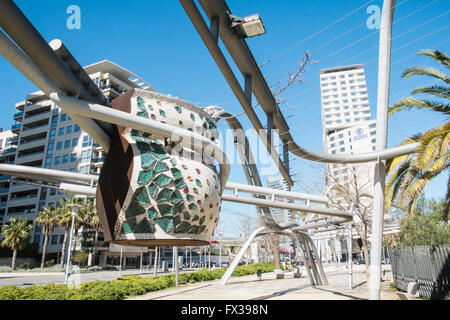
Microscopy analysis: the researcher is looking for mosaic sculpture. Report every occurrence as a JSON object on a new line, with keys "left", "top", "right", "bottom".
{"left": 96, "top": 89, "right": 223, "bottom": 246}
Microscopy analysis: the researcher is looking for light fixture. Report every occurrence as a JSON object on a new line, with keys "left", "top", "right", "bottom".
{"left": 229, "top": 14, "right": 266, "bottom": 39}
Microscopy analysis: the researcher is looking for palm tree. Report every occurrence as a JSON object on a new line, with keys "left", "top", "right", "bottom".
{"left": 386, "top": 50, "right": 449, "bottom": 220}
{"left": 56, "top": 197, "right": 85, "bottom": 267}
{"left": 1, "top": 218, "right": 33, "bottom": 270}
{"left": 35, "top": 205, "right": 59, "bottom": 268}
{"left": 85, "top": 203, "right": 101, "bottom": 266}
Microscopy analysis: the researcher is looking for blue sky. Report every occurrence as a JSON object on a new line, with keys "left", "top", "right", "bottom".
{"left": 0, "top": 1, "right": 448, "bottom": 236}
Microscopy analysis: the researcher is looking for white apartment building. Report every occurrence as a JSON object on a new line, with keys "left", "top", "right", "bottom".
{"left": 267, "top": 176, "right": 290, "bottom": 225}
{"left": 1, "top": 60, "right": 151, "bottom": 262}
{"left": 319, "top": 65, "right": 377, "bottom": 189}
{"left": 0, "top": 129, "right": 16, "bottom": 228}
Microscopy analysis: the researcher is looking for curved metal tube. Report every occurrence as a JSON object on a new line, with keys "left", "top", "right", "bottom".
{"left": 49, "top": 93, "right": 230, "bottom": 190}
{"left": 182, "top": 0, "right": 419, "bottom": 164}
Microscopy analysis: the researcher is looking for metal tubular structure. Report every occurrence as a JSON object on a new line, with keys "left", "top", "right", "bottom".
{"left": 179, "top": 0, "right": 293, "bottom": 187}
{"left": 370, "top": 0, "right": 396, "bottom": 301}
{"left": 180, "top": 0, "right": 419, "bottom": 164}
{"left": 0, "top": 0, "right": 114, "bottom": 138}
{"left": 0, "top": 30, "right": 111, "bottom": 150}
{"left": 49, "top": 93, "right": 230, "bottom": 189}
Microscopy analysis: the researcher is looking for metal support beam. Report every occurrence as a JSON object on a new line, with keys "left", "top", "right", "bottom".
{"left": 184, "top": 0, "right": 419, "bottom": 164}
{"left": 220, "top": 226, "right": 266, "bottom": 285}
{"left": 370, "top": 0, "right": 395, "bottom": 301}
{"left": 50, "top": 93, "right": 230, "bottom": 189}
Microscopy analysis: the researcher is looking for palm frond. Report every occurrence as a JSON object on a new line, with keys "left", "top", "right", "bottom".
{"left": 402, "top": 66, "right": 449, "bottom": 84}
{"left": 418, "top": 50, "right": 450, "bottom": 69}
{"left": 388, "top": 98, "right": 450, "bottom": 116}
{"left": 412, "top": 85, "right": 450, "bottom": 100}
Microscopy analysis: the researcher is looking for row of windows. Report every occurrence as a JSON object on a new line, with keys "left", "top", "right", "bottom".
{"left": 325, "top": 117, "right": 371, "bottom": 125}
{"left": 321, "top": 72, "right": 365, "bottom": 82}
{"left": 58, "top": 124, "right": 80, "bottom": 136}
{"left": 56, "top": 138, "right": 78, "bottom": 151}
{"left": 324, "top": 104, "right": 370, "bottom": 112}
{"left": 54, "top": 153, "right": 77, "bottom": 165}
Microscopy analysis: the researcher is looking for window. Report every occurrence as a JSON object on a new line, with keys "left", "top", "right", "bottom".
{"left": 66, "top": 126, "right": 73, "bottom": 135}
{"left": 54, "top": 156, "right": 61, "bottom": 165}
{"left": 59, "top": 235, "right": 65, "bottom": 244}
{"left": 62, "top": 154, "right": 69, "bottom": 164}
{"left": 338, "top": 134, "right": 344, "bottom": 139}
{"left": 60, "top": 113, "right": 67, "bottom": 122}
{"left": 45, "top": 157, "right": 52, "bottom": 169}
{"left": 82, "top": 136, "right": 92, "bottom": 147}
{"left": 64, "top": 140, "right": 71, "bottom": 149}
{"left": 340, "top": 147, "right": 345, "bottom": 152}
{"left": 74, "top": 124, "right": 80, "bottom": 132}
{"left": 339, "top": 141, "right": 344, "bottom": 145}
{"left": 58, "top": 128, "right": 65, "bottom": 136}
{"left": 69, "top": 168, "right": 75, "bottom": 172}
{"left": 79, "top": 165, "right": 90, "bottom": 174}
{"left": 70, "top": 153, "right": 77, "bottom": 162}
{"left": 72, "top": 138, "right": 78, "bottom": 147}
{"left": 47, "top": 143, "right": 54, "bottom": 155}
{"left": 56, "top": 141, "right": 63, "bottom": 150}
{"left": 50, "top": 189, "right": 56, "bottom": 196}
{"left": 81, "top": 150, "right": 91, "bottom": 163}
{"left": 51, "top": 115, "right": 58, "bottom": 128}
{"left": 51, "top": 235, "right": 58, "bottom": 245}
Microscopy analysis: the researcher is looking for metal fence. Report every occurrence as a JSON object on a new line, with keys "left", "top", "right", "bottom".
{"left": 388, "top": 245, "right": 450, "bottom": 299}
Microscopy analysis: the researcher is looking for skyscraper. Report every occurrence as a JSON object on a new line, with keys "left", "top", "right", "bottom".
{"left": 319, "top": 64, "right": 377, "bottom": 189}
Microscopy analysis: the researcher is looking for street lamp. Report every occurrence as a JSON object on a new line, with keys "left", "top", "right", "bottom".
{"left": 229, "top": 14, "right": 266, "bottom": 39}
{"left": 219, "top": 233, "right": 223, "bottom": 268}
{"left": 64, "top": 204, "right": 81, "bottom": 285}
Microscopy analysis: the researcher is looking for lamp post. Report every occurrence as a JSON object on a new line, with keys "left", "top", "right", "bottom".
{"left": 219, "top": 233, "right": 223, "bottom": 268}
{"left": 64, "top": 204, "right": 81, "bottom": 285}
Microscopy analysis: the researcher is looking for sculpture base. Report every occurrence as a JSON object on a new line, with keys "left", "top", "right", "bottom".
{"left": 108, "top": 239, "right": 210, "bottom": 247}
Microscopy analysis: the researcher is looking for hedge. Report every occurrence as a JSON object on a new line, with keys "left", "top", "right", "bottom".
{"left": 0, "top": 262, "right": 274, "bottom": 300}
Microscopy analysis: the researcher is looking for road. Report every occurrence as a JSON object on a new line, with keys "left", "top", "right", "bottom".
{"left": 0, "top": 268, "right": 195, "bottom": 287}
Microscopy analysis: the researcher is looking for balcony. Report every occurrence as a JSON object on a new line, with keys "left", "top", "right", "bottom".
{"left": 0, "top": 202, "right": 6, "bottom": 208}
{"left": 8, "top": 136, "right": 19, "bottom": 145}
{"left": 0, "top": 147, "right": 16, "bottom": 155}
{"left": 13, "top": 111, "right": 24, "bottom": 121}
{"left": 0, "top": 188, "right": 9, "bottom": 194}
{"left": 11, "top": 123, "right": 21, "bottom": 133}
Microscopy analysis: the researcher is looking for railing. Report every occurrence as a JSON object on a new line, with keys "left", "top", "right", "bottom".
{"left": 389, "top": 246, "right": 450, "bottom": 299}
{"left": 0, "top": 202, "right": 6, "bottom": 208}
{"left": 19, "top": 137, "right": 47, "bottom": 146}
{"left": 14, "top": 111, "right": 24, "bottom": 118}
{"left": 0, "top": 188, "right": 10, "bottom": 194}
{"left": 17, "top": 150, "right": 44, "bottom": 158}
{"left": 11, "top": 124, "right": 21, "bottom": 131}
{"left": 0, "top": 148, "right": 17, "bottom": 155}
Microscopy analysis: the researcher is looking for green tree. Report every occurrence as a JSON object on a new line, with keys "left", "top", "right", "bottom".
{"left": 56, "top": 197, "right": 85, "bottom": 267}
{"left": 35, "top": 205, "right": 59, "bottom": 268}
{"left": 0, "top": 218, "right": 33, "bottom": 270}
{"left": 71, "top": 250, "right": 89, "bottom": 267}
{"left": 386, "top": 50, "right": 449, "bottom": 219}
{"left": 399, "top": 197, "right": 450, "bottom": 246}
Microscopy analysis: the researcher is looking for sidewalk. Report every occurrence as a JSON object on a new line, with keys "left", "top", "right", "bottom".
{"left": 128, "top": 264, "right": 399, "bottom": 300}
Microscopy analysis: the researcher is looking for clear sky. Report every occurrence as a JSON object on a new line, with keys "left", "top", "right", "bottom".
{"left": 0, "top": 0, "right": 448, "bottom": 237}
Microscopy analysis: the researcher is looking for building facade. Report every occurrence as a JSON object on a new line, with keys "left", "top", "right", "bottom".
{"left": 0, "top": 60, "right": 151, "bottom": 262}
{"left": 319, "top": 64, "right": 377, "bottom": 190}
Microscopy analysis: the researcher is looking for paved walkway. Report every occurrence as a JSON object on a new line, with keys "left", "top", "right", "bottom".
{"left": 128, "top": 264, "right": 398, "bottom": 300}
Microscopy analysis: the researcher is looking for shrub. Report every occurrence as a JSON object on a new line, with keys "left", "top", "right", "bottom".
{"left": 71, "top": 251, "right": 88, "bottom": 267}
{"left": 19, "top": 261, "right": 39, "bottom": 270}
{"left": 0, "top": 266, "right": 12, "bottom": 273}
{"left": 44, "top": 259, "right": 55, "bottom": 267}
{"left": 0, "top": 262, "right": 274, "bottom": 300}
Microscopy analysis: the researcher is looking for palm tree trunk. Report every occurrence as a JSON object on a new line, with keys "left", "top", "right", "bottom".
{"left": 60, "top": 229, "right": 69, "bottom": 267}
{"left": 72, "top": 230, "right": 79, "bottom": 256}
{"left": 12, "top": 248, "right": 17, "bottom": 270}
{"left": 40, "top": 234, "right": 49, "bottom": 269}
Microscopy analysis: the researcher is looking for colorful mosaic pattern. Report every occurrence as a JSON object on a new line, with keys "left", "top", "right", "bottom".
{"left": 117, "top": 94, "right": 221, "bottom": 240}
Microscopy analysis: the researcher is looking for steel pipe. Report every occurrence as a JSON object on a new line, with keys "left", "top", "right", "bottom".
{"left": 179, "top": 0, "right": 293, "bottom": 186}
{"left": 225, "top": 181, "right": 328, "bottom": 204}
{"left": 182, "top": 0, "right": 419, "bottom": 164}
{"left": 0, "top": 29, "right": 111, "bottom": 150}
{"left": 49, "top": 93, "right": 230, "bottom": 190}
{"left": 222, "top": 194, "right": 351, "bottom": 219}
